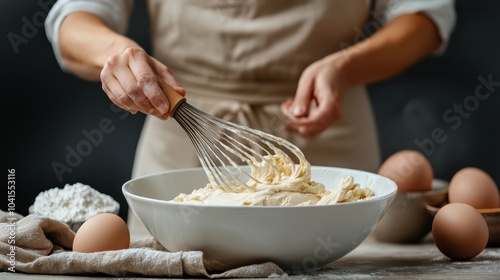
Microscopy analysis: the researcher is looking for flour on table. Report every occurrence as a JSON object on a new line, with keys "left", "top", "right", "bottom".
{"left": 30, "top": 182, "right": 119, "bottom": 223}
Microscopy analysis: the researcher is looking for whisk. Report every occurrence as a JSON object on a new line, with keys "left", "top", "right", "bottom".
{"left": 157, "top": 77, "right": 309, "bottom": 192}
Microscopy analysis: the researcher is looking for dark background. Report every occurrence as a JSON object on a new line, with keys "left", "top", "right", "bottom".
{"left": 3, "top": 0, "right": 499, "bottom": 221}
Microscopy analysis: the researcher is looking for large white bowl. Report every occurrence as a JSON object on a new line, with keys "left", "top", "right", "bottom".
{"left": 122, "top": 166, "right": 397, "bottom": 273}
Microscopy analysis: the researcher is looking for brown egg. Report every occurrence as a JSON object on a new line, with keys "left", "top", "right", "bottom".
{"left": 378, "top": 150, "right": 433, "bottom": 192}
{"left": 448, "top": 167, "right": 500, "bottom": 209}
{"left": 73, "top": 213, "right": 130, "bottom": 253}
{"left": 432, "top": 203, "right": 489, "bottom": 260}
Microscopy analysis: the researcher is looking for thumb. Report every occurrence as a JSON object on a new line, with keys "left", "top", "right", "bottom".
{"left": 150, "top": 57, "right": 186, "bottom": 96}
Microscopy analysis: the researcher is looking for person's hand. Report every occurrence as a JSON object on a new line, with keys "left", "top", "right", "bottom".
{"left": 100, "top": 47, "right": 185, "bottom": 120}
{"left": 281, "top": 53, "right": 351, "bottom": 138}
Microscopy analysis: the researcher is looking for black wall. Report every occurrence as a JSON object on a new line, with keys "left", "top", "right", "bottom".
{"left": 3, "top": 0, "right": 151, "bottom": 220}
{"left": 3, "top": 1, "right": 499, "bottom": 221}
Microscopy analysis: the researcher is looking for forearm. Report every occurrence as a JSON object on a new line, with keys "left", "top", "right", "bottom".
{"left": 58, "top": 12, "right": 140, "bottom": 81}
{"left": 338, "top": 13, "right": 442, "bottom": 89}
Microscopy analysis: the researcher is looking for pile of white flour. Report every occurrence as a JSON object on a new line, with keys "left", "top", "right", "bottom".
{"left": 30, "top": 182, "right": 119, "bottom": 223}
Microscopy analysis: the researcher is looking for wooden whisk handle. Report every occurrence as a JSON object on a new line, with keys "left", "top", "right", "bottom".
{"left": 156, "top": 76, "right": 186, "bottom": 116}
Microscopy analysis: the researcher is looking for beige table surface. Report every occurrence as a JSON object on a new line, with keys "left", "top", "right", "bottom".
{"left": 2, "top": 233, "right": 499, "bottom": 280}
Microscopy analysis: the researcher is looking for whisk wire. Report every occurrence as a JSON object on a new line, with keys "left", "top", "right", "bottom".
{"left": 188, "top": 104, "right": 286, "bottom": 180}
{"left": 174, "top": 103, "right": 257, "bottom": 190}
{"left": 160, "top": 78, "right": 303, "bottom": 192}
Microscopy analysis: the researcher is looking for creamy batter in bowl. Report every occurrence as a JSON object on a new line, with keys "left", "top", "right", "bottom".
{"left": 172, "top": 174, "right": 375, "bottom": 206}
{"left": 122, "top": 166, "right": 397, "bottom": 272}
{"left": 172, "top": 146, "right": 375, "bottom": 206}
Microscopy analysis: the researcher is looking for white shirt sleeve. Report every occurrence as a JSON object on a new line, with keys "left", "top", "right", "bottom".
{"left": 373, "top": 0, "right": 457, "bottom": 55}
{"left": 45, "top": 0, "right": 134, "bottom": 71}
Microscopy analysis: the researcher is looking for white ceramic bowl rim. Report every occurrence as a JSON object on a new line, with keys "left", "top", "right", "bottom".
{"left": 122, "top": 166, "right": 397, "bottom": 209}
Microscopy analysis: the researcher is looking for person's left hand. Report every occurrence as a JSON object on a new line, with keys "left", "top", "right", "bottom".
{"left": 281, "top": 53, "right": 351, "bottom": 138}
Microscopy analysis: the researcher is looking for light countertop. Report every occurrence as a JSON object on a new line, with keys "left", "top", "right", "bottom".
{"left": 2, "top": 233, "right": 499, "bottom": 279}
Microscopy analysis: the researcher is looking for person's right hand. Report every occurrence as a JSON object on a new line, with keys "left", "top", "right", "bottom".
{"left": 100, "top": 47, "right": 186, "bottom": 120}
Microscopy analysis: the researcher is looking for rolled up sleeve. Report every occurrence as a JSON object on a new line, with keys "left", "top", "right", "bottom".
{"left": 373, "top": 0, "right": 457, "bottom": 55}
{"left": 45, "top": 0, "right": 134, "bottom": 71}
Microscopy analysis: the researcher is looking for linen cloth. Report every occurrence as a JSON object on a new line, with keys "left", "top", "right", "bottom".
{"left": 0, "top": 210, "right": 285, "bottom": 278}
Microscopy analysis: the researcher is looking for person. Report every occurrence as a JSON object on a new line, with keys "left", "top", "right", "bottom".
{"left": 45, "top": 0, "right": 456, "bottom": 238}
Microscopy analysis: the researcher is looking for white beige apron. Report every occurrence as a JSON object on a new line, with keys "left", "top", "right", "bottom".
{"left": 129, "top": 0, "right": 380, "bottom": 237}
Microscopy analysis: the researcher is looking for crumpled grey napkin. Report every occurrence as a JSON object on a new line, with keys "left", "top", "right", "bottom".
{"left": 0, "top": 210, "right": 285, "bottom": 278}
